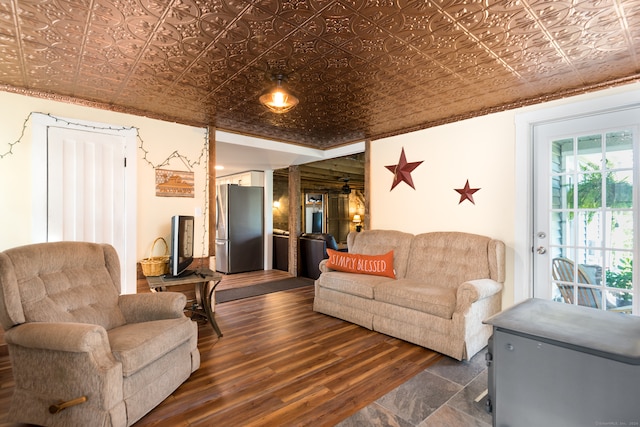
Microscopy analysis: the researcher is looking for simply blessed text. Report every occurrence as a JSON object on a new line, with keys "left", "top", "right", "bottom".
{"left": 328, "top": 252, "right": 388, "bottom": 274}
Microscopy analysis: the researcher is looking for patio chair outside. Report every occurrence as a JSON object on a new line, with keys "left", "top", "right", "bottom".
{"left": 551, "top": 257, "right": 631, "bottom": 313}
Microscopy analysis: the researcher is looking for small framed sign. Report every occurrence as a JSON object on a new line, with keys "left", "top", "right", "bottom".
{"left": 155, "top": 169, "right": 194, "bottom": 198}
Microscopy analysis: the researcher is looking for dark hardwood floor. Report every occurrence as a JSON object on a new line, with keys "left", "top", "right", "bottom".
{"left": 215, "top": 269, "right": 294, "bottom": 291}
{"left": 1, "top": 272, "right": 442, "bottom": 427}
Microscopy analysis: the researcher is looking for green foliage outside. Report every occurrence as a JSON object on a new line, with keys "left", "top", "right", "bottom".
{"left": 606, "top": 257, "right": 633, "bottom": 302}
{"left": 568, "top": 160, "right": 633, "bottom": 305}
{"left": 567, "top": 160, "right": 633, "bottom": 222}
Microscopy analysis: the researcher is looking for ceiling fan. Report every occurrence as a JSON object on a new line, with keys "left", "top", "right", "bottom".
{"left": 339, "top": 177, "right": 351, "bottom": 194}
{"left": 304, "top": 177, "right": 353, "bottom": 195}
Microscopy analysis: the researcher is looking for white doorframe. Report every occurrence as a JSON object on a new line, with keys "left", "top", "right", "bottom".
{"left": 514, "top": 89, "right": 640, "bottom": 305}
{"left": 31, "top": 113, "right": 138, "bottom": 294}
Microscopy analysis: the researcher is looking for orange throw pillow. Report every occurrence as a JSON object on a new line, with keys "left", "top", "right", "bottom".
{"left": 326, "top": 249, "right": 395, "bottom": 279}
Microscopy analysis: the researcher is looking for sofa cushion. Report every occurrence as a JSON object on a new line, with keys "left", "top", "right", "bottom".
{"left": 405, "top": 232, "right": 491, "bottom": 288}
{"left": 347, "top": 230, "right": 414, "bottom": 279}
{"left": 108, "top": 317, "right": 195, "bottom": 377}
{"left": 326, "top": 249, "right": 395, "bottom": 278}
{"left": 375, "top": 280, "right": 457, "bottom": 319}
{"left": 317, "top": 271, "right": 393, "bottom": 299}
{"left": 2, "top": 242, "right": 126, "bottom": 330}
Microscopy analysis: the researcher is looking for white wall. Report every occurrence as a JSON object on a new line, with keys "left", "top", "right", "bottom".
{"left": 370, "top": 111, "right": 517, "bottom": 306}
{"left": 3, "top": 82, "right": 639, "bottom": 306}
{"left": 370, "top": 82, "right": 640, "bottom": 310}
{"left": 0, "top": 91, "right": 208, "bottom": 263}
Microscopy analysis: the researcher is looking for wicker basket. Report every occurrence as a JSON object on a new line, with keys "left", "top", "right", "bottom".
{"left": 141, "top": 237, "right": 170, "bottom": 277}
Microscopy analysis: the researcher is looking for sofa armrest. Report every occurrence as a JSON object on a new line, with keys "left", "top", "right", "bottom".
{"left": 119, "top": 292, "right": 187, "bottom": 323}
{"left": 455, "top": 279, "right": 503, "bottom": 312}
{"left": 4, "top": 322, "right": 123, "bottom": 414}
{"left": 5, "top": 322, "right": 112, "bottom": 354}
{"left": 318, "top": 259, "right": 336, "bottom": 274}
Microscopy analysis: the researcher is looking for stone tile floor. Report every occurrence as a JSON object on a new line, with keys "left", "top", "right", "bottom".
{"left": 337, "top": 348, "right": 492, "bottom": 427}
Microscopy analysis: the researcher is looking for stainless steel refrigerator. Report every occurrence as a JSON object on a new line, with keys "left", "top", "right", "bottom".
{"left": 215, "top": 184, "right": 264, "bottom": 274}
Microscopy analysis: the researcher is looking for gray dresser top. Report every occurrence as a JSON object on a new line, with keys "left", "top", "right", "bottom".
{"left": 485, "top": 298, "right": 640, "bottom": 363}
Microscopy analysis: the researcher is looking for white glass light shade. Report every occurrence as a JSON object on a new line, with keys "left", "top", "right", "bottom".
{"left": 259, "top": 78, "right": 299, "bottom": 114}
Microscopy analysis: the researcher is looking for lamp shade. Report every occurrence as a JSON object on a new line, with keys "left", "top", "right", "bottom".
{"left": 259, "top": 76, "right": 298, "bottom": 114}
{"left": 352, "top": 214, "right": 362, "bottom": 223}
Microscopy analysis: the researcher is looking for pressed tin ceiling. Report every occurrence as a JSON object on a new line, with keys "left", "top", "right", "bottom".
{"left": 1, "top": 0, "right": 640, "bottom": 149}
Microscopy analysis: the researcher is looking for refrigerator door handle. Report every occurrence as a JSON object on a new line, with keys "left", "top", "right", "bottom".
{"left": 215, "top": 185, "right": 228, "bottom": 240}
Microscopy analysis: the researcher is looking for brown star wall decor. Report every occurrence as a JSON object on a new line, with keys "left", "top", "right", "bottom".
{"left": 455, "top": 180, "right": 481, "bottom": 204}
{"left": 385, "top": 147, "right": 424, "bottom": 191}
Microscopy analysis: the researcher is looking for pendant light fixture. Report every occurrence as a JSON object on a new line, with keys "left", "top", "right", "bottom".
{"left": 259, "top": 74, "right": 299, "bottom": 114}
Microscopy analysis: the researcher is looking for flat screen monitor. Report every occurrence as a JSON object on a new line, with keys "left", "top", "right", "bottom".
{"left": 169, "top": 215, "right": 194, "bottom": 277}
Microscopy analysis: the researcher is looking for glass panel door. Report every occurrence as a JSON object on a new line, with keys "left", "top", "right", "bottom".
{"left": 533, "top": 109, "right": 638, "bottom": 315}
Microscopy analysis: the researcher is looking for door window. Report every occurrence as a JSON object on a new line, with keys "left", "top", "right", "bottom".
{"left": 534, "top": 110, "right": 638, "bottom": 314}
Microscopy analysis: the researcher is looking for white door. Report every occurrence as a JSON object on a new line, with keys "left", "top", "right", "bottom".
{"left": 533, "top": 108, "right": 638, "bottom": 315}
{"left": 32, "top": 113, "right": 137, "bottom": 294}
{"left": 47, "top": 126, "right": 126, "bottom": 241}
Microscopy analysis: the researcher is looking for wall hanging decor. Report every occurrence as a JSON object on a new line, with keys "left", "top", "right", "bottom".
{"left": 385, "top": 147, "right": 423, "bottom": 191}
{"left": 155, "top": 169, "right": 194, "bottom": 198}
{"left": 455, "top": 179, "right": 481, "bottom": 204}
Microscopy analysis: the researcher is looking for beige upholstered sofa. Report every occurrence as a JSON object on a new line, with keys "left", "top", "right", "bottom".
{"left": 313, "top": 230, "right": 505, "bottom": 360}
{"left": 0, "top": 241, "right": 200, "bottom": 426}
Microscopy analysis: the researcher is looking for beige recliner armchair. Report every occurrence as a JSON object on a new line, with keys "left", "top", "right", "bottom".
{"left": 0, "top": 241, "right": 200, "bottom": 426}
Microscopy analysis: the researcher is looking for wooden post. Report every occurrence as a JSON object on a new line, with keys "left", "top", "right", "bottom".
{"left": 208, "top": 126, "right": 216, "bottom": 259}
{"left": 288, "top": 165, "right": 301, "bottom": 276}
{"left": 364, "top": 140, "right": 371, "bottom": 231}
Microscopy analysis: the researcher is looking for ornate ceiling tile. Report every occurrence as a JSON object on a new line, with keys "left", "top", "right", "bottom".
{"left": 1, "top": 0, "right": 639, "bottom": 147}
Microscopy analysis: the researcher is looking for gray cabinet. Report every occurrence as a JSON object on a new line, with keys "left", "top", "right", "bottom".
{"left": 485, "top": 299, "right": 640, "bottom": 427}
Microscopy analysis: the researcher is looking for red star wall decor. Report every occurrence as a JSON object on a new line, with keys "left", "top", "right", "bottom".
{"left": 385, "top": 147, "right": 424, "bottom": 191}
{"left": 455, "top": 180, "right": 481, "bottom": 204}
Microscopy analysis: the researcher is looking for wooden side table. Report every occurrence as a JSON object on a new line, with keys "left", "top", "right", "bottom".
{"left": 146, "top": 269, "right": 223, "bottom": 337}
